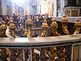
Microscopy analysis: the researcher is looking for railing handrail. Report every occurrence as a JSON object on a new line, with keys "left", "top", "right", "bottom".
{"left": 0, "top": 34, "right": 81, "bottom": 48}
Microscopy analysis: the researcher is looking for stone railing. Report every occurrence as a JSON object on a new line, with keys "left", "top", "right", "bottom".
{"left": 0, "top": 34, "right": 81, "bottom": 61}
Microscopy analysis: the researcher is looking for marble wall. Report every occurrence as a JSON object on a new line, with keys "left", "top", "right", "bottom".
{"left": 0, "top": 0, "right": 37, "bottom": 15}
{"left": 1, "top": 0, "right": 81, "bottom": 17}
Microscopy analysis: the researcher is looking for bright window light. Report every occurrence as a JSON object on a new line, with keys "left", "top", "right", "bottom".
{"left": 11, "top": 0, "right": 25, "bottom": 4}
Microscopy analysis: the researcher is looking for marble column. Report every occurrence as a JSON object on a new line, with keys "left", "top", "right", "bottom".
{"left": 60, "top": 0, "right": 65, "bottom": 16}
{"left": 1, "top": 0, "right": 7, "bottom": 15}
{"left": 41, "top": 0, "right": 48, "bottom": 15}
{"left": 0, "top": 0, "right": 2, "bottom": 15}
{"left": 48, "top": 0, "right": 54, "bottom": 16}
{"left": 57, "top": 0, "right": 65, "bottom": 17}
{"left": 37, "top": 0, "right": 41, "bottom": 14}
{"left": 53, "top": 0, "right": 57, "bottom": 17}
{"left": 12, "top": 3, "right": 16, "bottom": 15}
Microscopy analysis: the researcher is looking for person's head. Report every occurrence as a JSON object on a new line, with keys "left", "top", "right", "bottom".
{"left": 13, "top": 13, "right": 15, "bottom": 16}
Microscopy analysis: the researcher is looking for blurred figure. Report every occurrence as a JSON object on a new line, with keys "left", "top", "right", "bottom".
{"left": 0, "top": 21, "right": 7, "bottom": 37}
{"left": 13, "top": 13, "right": 18, "bottom": 28}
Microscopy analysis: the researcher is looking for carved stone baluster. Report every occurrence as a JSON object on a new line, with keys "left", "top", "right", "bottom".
{"left": 73, "top": 20, "right": 81, "bottom": 34}
{"left": 51, "top": 18, "right": 60, "bottom": 36}
{"left": 61, "top": 16, "right": 69, "bottom": 35}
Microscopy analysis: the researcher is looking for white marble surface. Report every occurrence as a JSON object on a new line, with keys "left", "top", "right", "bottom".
{"left": 0, "top": 34, "right": 81, "bottom": 47}
{"left": 56, "top": 17, "right": 81, "bottom": 23}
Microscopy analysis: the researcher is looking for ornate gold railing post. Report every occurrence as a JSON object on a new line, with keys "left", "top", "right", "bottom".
{"left": 8, "top": 19, "right": 23, "bottom": 61}
{"left": 26, "top": 17, "right": 33, "bottom": 61}
{"left": 41, "top": 19, "right": 48, "bottom": 37}
{"left": 73, "top": 20, "right": 81, "bottom": 34}
{"left": 0, "top": 21, "right": 10, "bottom": 61}
{"left": 51, "top": 18, "right": 60, "bottom": 36}
{"left": 0, "top": 21, "right": 7, "bottom": 37}
{"left": 40, "top": 19, "right": 49, "bottom": 60}
{"left": 9, "top": 20, "right": 16, "bottom": 37}
{"left": 26, "top": 17, "right": 33, "bottom": 37}
{"left": 61, "top": 16, "right": 69, "bottom": 35}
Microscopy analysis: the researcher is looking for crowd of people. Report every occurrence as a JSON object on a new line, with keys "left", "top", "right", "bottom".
{"left": 0, "top": 14, "right": 52, "bottom": 37}
{"left": 0, "top": 14, "right": 52, "bottom": 28}
{"left": 0, "top": 14, "right": 79, "bottom": 38}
